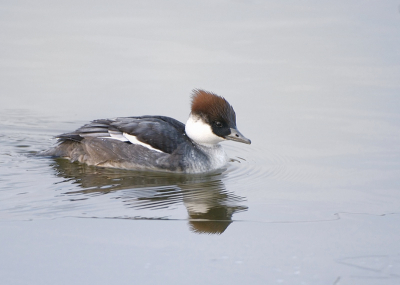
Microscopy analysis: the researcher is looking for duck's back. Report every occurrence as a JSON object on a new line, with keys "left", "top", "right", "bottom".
{"left": 41, "top": 116, "right": 198, "bottom": 172}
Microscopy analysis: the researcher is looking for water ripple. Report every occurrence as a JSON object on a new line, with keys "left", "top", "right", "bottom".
{"left": 0, "top": 110, "right": 296, "bottom": 234}
{"left": 224, "top": 144, "right": 299, "bottom": 186}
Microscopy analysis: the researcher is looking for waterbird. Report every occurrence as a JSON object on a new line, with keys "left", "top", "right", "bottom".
{"left": 41, "top": 89, "right": 251, "bottom": 173}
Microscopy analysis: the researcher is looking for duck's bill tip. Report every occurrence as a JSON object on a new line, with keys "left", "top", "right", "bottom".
{"left": 225, "top": 128, "right": 251, "bottom": 144}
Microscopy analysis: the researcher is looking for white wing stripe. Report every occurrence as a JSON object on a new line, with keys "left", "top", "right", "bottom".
{"left": 123, "top": 133, "right": 164, "bottom": 153}
{"left": 108, "top": 130, "right": 129, "bottom": 141}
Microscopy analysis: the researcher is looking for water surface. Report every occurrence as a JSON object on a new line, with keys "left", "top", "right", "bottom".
{"left": 1, "top": 1, "right": 400, "bottom": 284}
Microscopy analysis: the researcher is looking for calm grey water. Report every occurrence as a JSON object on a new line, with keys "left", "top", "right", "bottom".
{"left": 1, "top": 1, "right": 400, "bottom": 284}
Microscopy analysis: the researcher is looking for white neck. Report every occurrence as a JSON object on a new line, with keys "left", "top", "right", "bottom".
{"left": 185, "top": 114, "right": 225, "bottom": 146}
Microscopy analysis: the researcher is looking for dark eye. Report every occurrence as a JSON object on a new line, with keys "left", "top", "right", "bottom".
{"left": 215, "top": 121, "right": 223, "bottom": 128}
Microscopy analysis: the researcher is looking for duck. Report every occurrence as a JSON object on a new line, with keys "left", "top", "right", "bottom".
{"left": 41, "top": 89, "right": 251, "bottom": 173}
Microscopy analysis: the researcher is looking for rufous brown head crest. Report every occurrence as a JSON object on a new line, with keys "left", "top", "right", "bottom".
{"left": 190, "top": 89, "right": 236, "bottom": 127}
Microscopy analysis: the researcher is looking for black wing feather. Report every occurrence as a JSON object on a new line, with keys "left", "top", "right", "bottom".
{"left": 111, "top": 116, "right": 187, "bottom": 154}
{"left": 57, "top": 116, "right": 188, "bottom": 154}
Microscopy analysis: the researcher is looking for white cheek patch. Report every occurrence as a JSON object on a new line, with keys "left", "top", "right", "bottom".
{"left": 122, "top": 133, "right": 164, "bottom": 153}
{"left": 185, "top": 114, "right": 225, "bottom": 145}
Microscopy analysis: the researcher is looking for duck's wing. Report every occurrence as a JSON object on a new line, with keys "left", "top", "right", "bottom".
{"left": 57, "top": 116, "right": 188, "bottom": 154}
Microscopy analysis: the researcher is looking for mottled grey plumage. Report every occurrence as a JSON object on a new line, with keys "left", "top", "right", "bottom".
{"left": 41, "top": 116, "right": 214, "bottom": 173}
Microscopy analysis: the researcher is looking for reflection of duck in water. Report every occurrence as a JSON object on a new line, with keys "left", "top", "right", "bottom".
{"left": 182, "top": 181, "right": 247, "bottom": 234}
{"left": 41, "top": 90, "right": 250, "bottom": 173}
{"left": 52, "top": 159, "right": 247, "bottom": 234}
